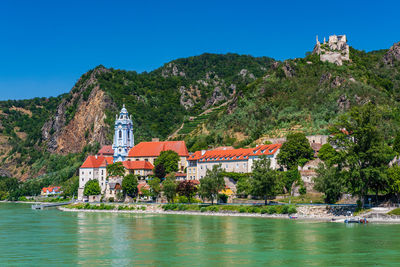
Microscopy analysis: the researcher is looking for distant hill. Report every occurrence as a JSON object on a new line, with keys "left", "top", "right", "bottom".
{"left": 0, "top": 41, "right": 400, "bottom": 185}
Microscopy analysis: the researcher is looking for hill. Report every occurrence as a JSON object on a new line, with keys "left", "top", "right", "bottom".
{"left": 0, "top": 40, "right": 400, "bottom": 193}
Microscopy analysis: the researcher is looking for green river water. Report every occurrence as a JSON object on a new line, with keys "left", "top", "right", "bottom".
{"left": 1, "top": 203, "right": 400, "bottom": 266}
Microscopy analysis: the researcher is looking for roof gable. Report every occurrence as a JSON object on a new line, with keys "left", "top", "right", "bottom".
{"left": 128, "top": 141, "right": 189, "bottom": 157}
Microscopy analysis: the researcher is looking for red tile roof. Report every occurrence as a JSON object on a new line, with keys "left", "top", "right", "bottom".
{"left": 98, "top": 145, "right": 114, "bottom": 156}
{"left": 188, "top": 144, "right": 282, "bottom": 162}
{"left": 137, "top": 182, "right": 150, "bottom": 194}
{"left": 128, "top": 141, "right": 189, "bottom": 157}
{"left": 42, "top": 186, "right": 61, "bottom": 193}
{"left": 123, "top": 161, "right": 154, "bottom": 170}
{"left": 81, "top": 155, "right": 113, "bottom": 168}
{"left": 175, "top": 172, "right": 187, "bottom": 177}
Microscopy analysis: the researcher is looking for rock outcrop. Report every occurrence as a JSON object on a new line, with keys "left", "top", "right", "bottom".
{"left": 383, "top": 42, "right": 400, "bottom": 66}
{"left": 42, "top": 67, "right": 115, "bottom": 154}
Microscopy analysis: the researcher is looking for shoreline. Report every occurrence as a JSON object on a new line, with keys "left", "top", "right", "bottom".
{"left": 58, "top": 206, "right": 400, "bottom": 224}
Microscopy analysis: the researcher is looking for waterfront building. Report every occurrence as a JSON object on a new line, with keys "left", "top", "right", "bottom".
{"left": 187, "top": 144, "right": 282, "bottom": 180}
{"left": 41, "top": 186, "right": 62, "bottom": 196}
{"left": 127, "top": 141, "right": 189, "bottom": 172}
{"left": 122, "top": 161, "right": 154, "bottom": 180}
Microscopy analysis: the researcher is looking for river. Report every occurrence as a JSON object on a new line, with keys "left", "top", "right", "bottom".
{"left": 1, "top": 203, "right": 400, "bottom": 266}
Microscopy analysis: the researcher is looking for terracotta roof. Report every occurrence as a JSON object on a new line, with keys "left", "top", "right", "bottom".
{"left": 128, "top": 141, "right": 189, "bottom": 157}
{"left": 188, "top": 144, "right": 282, "bottom": 162}
{"left": 81, "top": 155, "right": 113, "bottom": 168}
{"left": 42, "top": 186, "right": 61, "bottom": 193}
{"left": 175, "top": 172, "right": 187, "bottom": 177}
{"left": 98, "top": 145, "right": 114, "bottom": 156}
{"left": 137, "top": 182, "right": 150, "bottom": 194}
{"left": 123, "top": 161, "right": 154, "bottom": 170}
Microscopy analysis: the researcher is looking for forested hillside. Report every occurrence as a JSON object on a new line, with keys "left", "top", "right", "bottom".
{"left": 0, "top": 41, "right": 399, "bottom": 198}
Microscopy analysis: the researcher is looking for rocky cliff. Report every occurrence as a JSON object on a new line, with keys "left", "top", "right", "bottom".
{"left": 42, "top": 67, "right": 115, "bottom": 154}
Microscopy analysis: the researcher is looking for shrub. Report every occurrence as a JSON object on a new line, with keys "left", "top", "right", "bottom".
{"left": 267, "top": 206, "right": 277, "bottom": 214}
{"left": 239, "top": 207, "right": 246, "bottom": 213}
{"left": 178, "top": 196, "right": 189, "bottom": 203}
{"left": 200, "top": 207, "right": 206, "bottom": 212}
{"left": 18, "top": 196, "right": 28, "bottom": 201}
{"left": 206, "top": 206, "right": 219, "bottom": 212}
{"left": 260, "top": 208, "right": 268, "bottom": 214}
{"left": 281, "top": 205, "right": 289, "bottom": 214}
{"left": 288, "top": 205, "right": 297, "bottom": 214}
{"left": 108, "top": 197, "right": 114, "bottom": 202}
{"left": 141, "top": 206, "right": 146, "bottom": 211}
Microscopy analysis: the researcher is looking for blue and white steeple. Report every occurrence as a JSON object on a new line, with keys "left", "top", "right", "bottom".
{"left": 112, "top": 104, "right": 134, "bottom": 162}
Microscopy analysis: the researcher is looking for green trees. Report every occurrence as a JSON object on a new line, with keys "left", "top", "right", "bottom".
{"left": 154, "top": 164, "right": 166, "bottom": 179}
{"left": 198, "top": 165, "right": 225, "bottom": 204}
{"left": 387, "top": 166, "right": 400, "bottom": 203}
{"left": 314, "top": 164, "right": 343, "bottom": 204}
{"left": 162, "top": 174, "right": 177, "bottom": 203}
{"left": 177, "top": 180, "right": 198, "bottom": 203}
{"left": 154, "top": 150, "right": 180, "bottom": 174}
{"left": 249, "top": 156, "right": 279, "bottom": 205}
{"left": 106, "top": 162, "right": 125, "bottom": 177}
{"left": 83, "top": 180, "right": 101, "bottom": 196}
{"left": 277, "top": 133, "right": 314, "bottom": 170}
{"left": 330, "top": 103, "right": 395, "bottom": 206}
{"left": 122, "top": 174, "right": 138, "bottom": 199}
{"left": 148, "top": 177, "right": 161, "bottom": 201}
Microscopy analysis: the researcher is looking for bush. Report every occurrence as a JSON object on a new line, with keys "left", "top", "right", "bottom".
{"left": 218, "top": 193, "right": 228, "bottom": 203}
{"left": 288, "top": 205, "right": 297, "bottom": 214}
{"left": 267, "top": 206, "right": 277, "bottom": 214}
{"left": 206, "top": 206, "right": 219, "bottom": 212}
{"left": 200, "top": 207, "right": 207, "bottom": 212}
{"left": 260, "top": 208, "right": 268, "bottom": 214}
{"left": 141, "top": 206, "right": 146, "bottom": 211}
{"left": 108, "top": 197, "right": 114, "bottom": 202}
{"left": 18, "top": 196, "right": 28, "bottom": 201}
{"left": 178, "top": 196, "right": 189, "bottom": 203}
{"left": 281, "top": 205, "right": 289, "bottom": 214}
{"left": 239, "top": 207, "right": 246, "bottom": 213}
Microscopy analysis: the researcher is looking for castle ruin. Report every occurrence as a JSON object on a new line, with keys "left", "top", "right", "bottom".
{"left": 313, "top": 34, "right": 350, "bottom": 66}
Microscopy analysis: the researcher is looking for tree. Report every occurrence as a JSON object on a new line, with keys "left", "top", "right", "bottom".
{"left": 331, "top": 103, "right": 395, "bottom": 206}
{"left": 177, "top": 180, "right": 198, "bottom": 203}
{"left": 318, "top": 143, "right": 341, "bottom": 167}
{"left": 277, "top": 132, "right": 314, "bottom": 170}
{"left": 236, "top": 176, "right": 252, "bottom": 197}
{"left": 162, "top": 173, "right": 177, "bottom": 203}
{"left": 106, "top": 162, "right": 125, "bottom": 177}
{"left": 122, "top": 174, "right": 139, "bottom": 199}
{"left": 314, "top": 163, "right": 343, "bottom": 204}
{"left": 154, "top": 150, "right": 180, "bottom": 174}
{"left": 393, "top": 132, "right": 400, "bottom": 154}
{"left": 148, "top": 177, "right": 161, "bottom": 201}
{"left": 83, "top": 180, "right": 101, "bottom": 196}
{"left": 249, "top": 156, "right": 279, "bottom": 205}
{"left": 154, "top": 164, "right": 166, "bottom": 179}
{"left": 198, "top": 165, "right": 225, "bottom": 204}
{"left": 387, "top": 165, "right": 400, "bottom": 203}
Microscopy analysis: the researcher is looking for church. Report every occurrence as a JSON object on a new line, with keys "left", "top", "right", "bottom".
{"left": 77, "top": 105, "right": 189, "bottom": 201}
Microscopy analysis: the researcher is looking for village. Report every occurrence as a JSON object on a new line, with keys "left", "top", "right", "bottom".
{"left": 72, "top": 105, "right": 326, "bottom": 204}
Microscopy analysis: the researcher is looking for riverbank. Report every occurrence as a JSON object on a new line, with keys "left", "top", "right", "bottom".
{"left": 58, "top": 203, "right": 400, "bottom": 224}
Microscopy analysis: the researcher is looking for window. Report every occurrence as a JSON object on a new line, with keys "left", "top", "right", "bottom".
{"left": 127, "top": 131, "right": 130, "bottom": 139}
{"left": 82, "top": 178, "right": 84, "bottom": 181}
{"left": 101, "top": 170, "right": 104, "bottom": 175}
{"left": 236, "top": 163, "right": 239, "bottom": 168}
{"left": 119, "top": 130, "right": 122, "bottom": 138}
{"left": 145, "top": 159, "right": 148, "bottom": 162}
{"left": 81, "top": 171, "right": 84, "bottom": 175}
{"left": 89, "top": 171, "right": 91, "bottom": 175}
{"left": 226, "top": 164, "right": 228, "bottom": 168}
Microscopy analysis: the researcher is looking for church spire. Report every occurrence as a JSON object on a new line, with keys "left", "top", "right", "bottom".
{"left": 112, "top": 105, "right": 134, "bottom": 162}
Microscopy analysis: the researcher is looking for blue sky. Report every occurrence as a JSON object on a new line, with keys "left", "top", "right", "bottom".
{"left": 0, "top": 0, "right": 399, "bottom": 100}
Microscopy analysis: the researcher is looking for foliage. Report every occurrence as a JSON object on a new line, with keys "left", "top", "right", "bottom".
{"left": 277, "top": 132, "right": 314, "bottom": 170}
{"left": 388, "top": 208, "right": 400, "bottom": 216}
{"left": 176, "top": 180, "right": 198, "bottom": 203}
{"left": 154, "top": 164, "right": 166, "bottom": 179}
{"left": 249, "top": 156, "right": 279, "bottom": 204}
{"left": 148, "top": 177, "right": 161, "bottom": 200}
{"left": 236, "top": 175, "right": 252, "bottom": 197}
{"left": 106, "top": 162, "right": 125, "bottom": 177}
{"left": 314, "top": 163, "right": 343, "bottom": 204}
{"left": 83, "top": 180, "right": 101, "bottom": 196}
{"left": 318, "top": 143, "right": 341, "bottom": 166}
{"left": 122, "top": 174, "right": 139, "bottom": 198}
{"left": 154, "top": 150, "right": 180, "bottom": 174}
{"left": 387, "top": 165, "right": 400, "bottom": 202}
{"left": 198, "top": 164, "right": 225, "bottom": 204}
{"left": 162, "top": 173, "right": 177, "bottom": 203}
{"left": 330, "top": 103, "right": 395, "bottom": 206}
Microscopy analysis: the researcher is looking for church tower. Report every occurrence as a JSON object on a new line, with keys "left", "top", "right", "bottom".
{"left": 112, "top": 105, "right": 134, "bottom": 162}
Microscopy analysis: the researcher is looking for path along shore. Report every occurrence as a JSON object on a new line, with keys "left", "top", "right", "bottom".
{"left": 58, "top": 205, "right": 400, "bottom": 224}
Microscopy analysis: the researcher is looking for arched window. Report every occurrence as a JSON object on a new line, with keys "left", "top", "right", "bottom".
{"left": 119, "top": 130, "right": 122, "bottom": 139}
{"left": 127, "top": 131, "right": 130, "bottom": 139}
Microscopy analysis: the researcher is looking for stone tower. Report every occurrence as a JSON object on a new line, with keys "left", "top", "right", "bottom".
{"left": 112, "top": 104, "right": 134, "bottom": 162}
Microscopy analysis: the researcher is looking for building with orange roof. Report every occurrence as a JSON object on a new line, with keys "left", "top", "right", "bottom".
{"left": 127, "top": 140, "right": 189, "bottom": 172}
{"left": 123, "top": 161, "right": 154, "bottom": 179}
{"left": 187, "top": 144, "right": 282, "bottom": 180}
{"left": 41, "top": 186, "right": 62, "bottom": 196}
{"left": 97, "top": 145, "right": 114, "bottom": 156}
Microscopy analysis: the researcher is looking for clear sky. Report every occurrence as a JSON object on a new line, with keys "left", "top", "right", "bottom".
{"left": 0, "top": 0, "right": 399, "bottom": 100}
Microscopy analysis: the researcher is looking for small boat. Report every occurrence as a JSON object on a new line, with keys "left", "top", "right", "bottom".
{"left": 344, "top": 218, "right": 368, "bottom": 224}
{"left": 289, "top": 216, "right": 297, "bottom": 219}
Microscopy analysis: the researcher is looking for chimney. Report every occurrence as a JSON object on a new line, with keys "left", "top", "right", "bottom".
{"left": 152, "top": 138, "right": 160, "bottom": 142}
{"left": 201, "top": 150, "right": 206, "bottom": 156}
{"left": 95, "top": 155, "right": 98, "bottom": 159}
